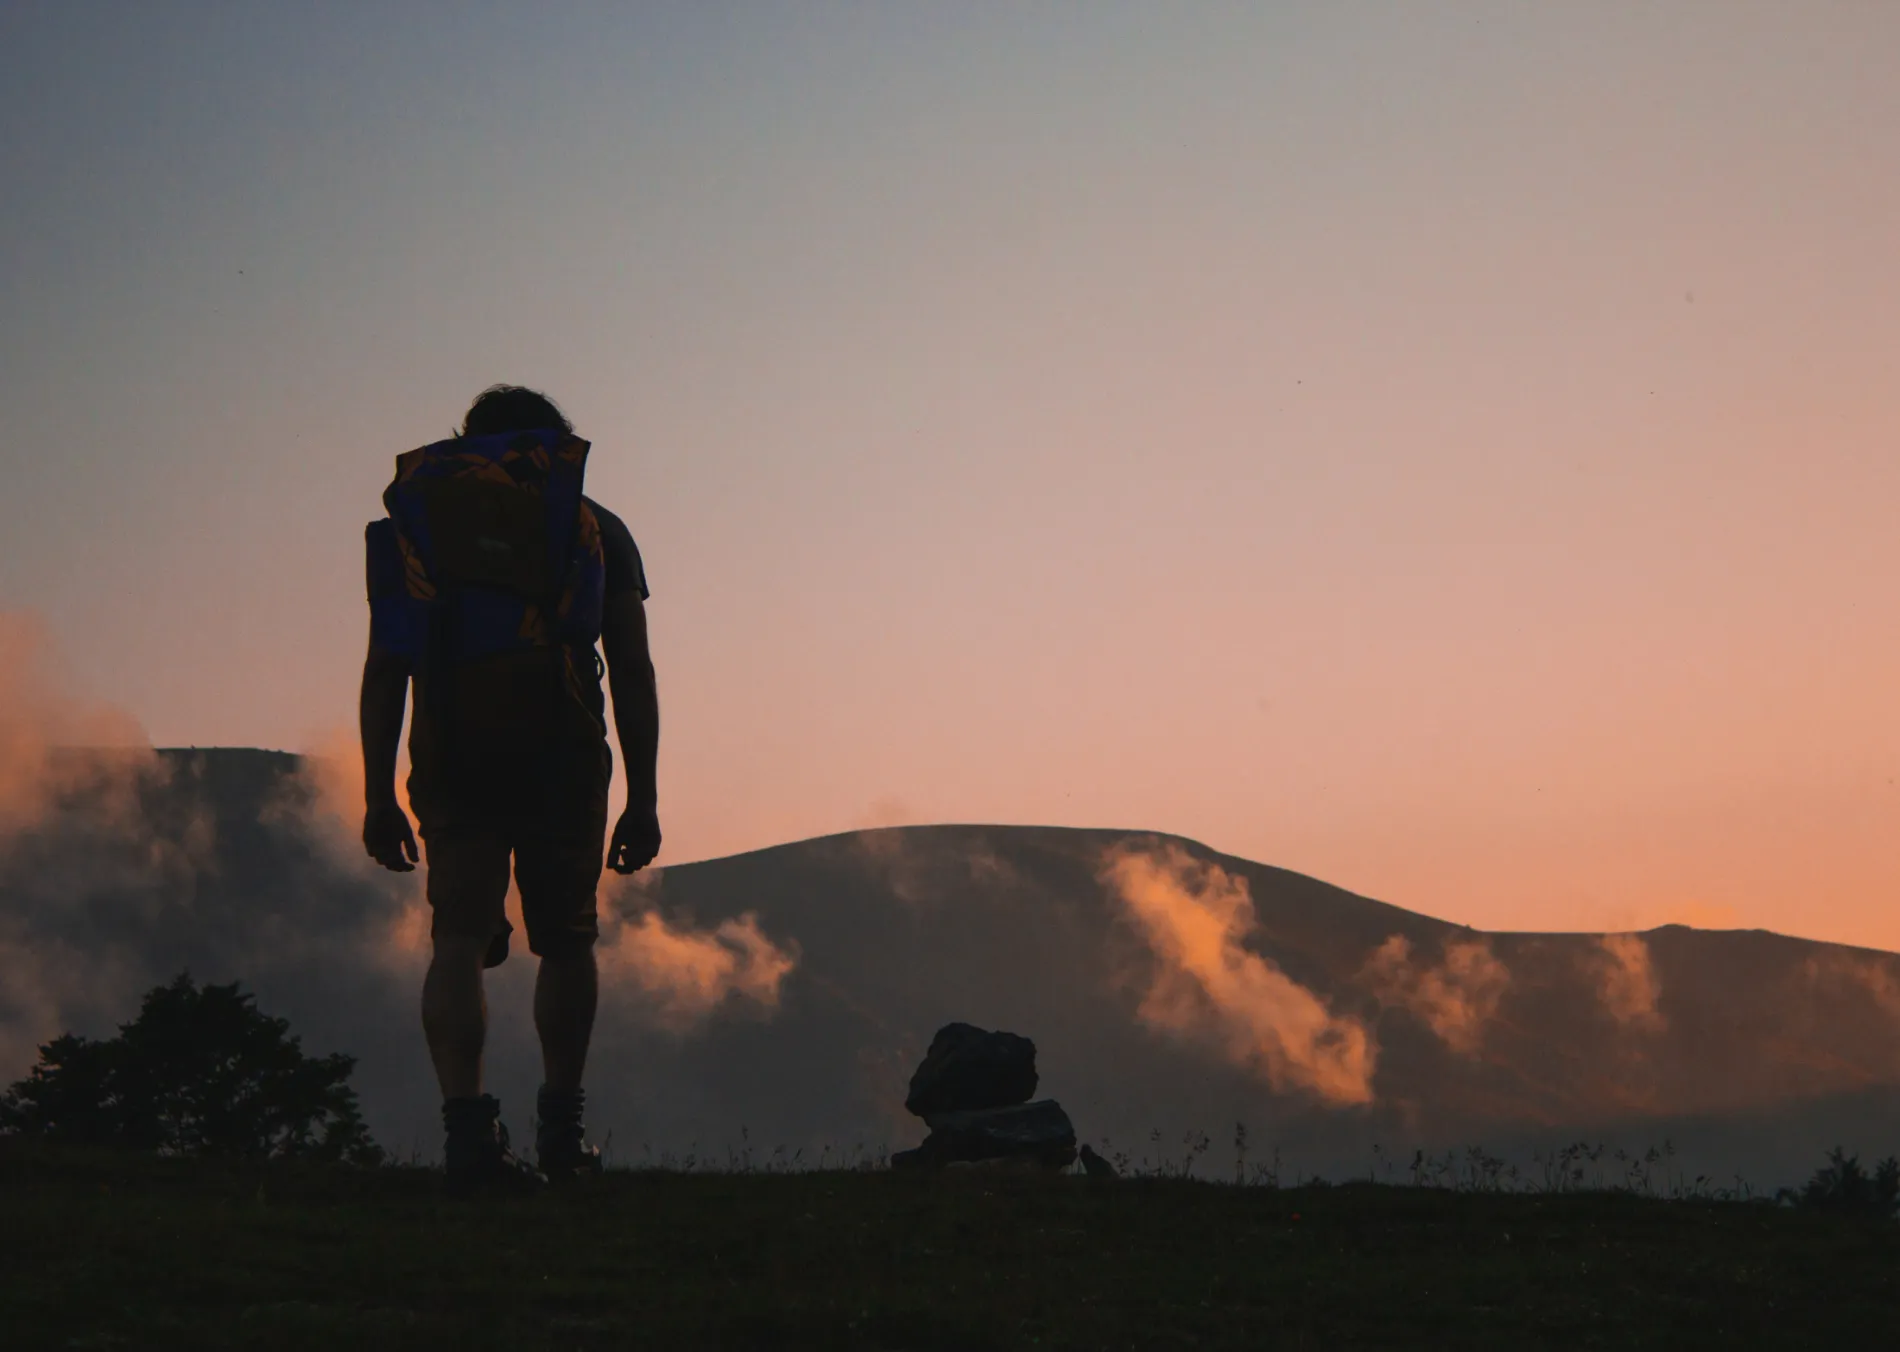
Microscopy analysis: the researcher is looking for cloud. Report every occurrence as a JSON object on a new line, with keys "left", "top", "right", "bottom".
{"left": 1362, "top": 934, "right": 1511, "bottom": 1055}
{"left": 1590, "top": 933, "right": 1665, "bottom": 1031}
{"left": 1803, "top": 953, "right": 1900, "bottom": 1021}
{"left": 600, "top": 882, "right": 798, "bottom": 1031}
{"left": 844, "top": 824, "right": 1021, "bottom": 907}
{"left": 1099, "top": 842, "right": 1375, "bottom": 1106}
{"left": 0, "top": 611, "right": 156, "bottom": 840}
{"left": 267, "top": 729, "right": 428, "bottom": 967}
{"left": 0, "top": 624, "right": 419, "bottom": 1120}
{"left": 267, "top": 727, "right": 418, "bottom": 874}
{"left": 0, "top": 924, "right": 143, "bottom": 1088}
{"left": 0, "top": 612, "right": 218, "bottom": 1080}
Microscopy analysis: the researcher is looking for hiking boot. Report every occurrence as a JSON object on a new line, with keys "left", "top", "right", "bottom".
{"left": 443, "top": 1094, "right": 547, "bottom": 1196}
{"left": 536, "top": 1085, "right": 605, "bottom": 1182}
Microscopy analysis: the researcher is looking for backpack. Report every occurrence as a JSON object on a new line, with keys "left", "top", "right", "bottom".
{"left": 365, "top": 431, "right": 609, "bottom": 810}
{"left": 366, "top": 429, "right": 605, "bottom": 665}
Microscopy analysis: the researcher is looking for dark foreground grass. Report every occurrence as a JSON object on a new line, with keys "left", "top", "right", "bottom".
{"left": 3, "top": 1141, "right": 1895, "bottom": 1350}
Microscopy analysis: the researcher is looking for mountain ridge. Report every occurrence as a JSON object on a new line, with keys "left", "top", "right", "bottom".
{"left": 3, "top": 745, "right": 1893, "bottom": 1183}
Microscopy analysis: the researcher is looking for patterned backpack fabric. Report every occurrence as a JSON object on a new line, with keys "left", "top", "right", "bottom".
{"left": 366, "top": 429, "right": 605, "bottom": 665}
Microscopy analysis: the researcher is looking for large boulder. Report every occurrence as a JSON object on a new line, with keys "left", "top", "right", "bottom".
{"left": 903, "top": 1022, "right": 1038, "bottom": 1117}
{"left": 890, "top": 1099, "right": 1077, "bottom": 1171}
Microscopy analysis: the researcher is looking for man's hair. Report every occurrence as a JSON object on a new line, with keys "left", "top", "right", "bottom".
{"left": 460, "top": 385, "right": 573, "bottom": 438}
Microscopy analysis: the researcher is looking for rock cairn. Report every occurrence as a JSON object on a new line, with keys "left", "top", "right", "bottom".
{"left": 890, "top": 1022, "right": 1078, "bottom": 1170}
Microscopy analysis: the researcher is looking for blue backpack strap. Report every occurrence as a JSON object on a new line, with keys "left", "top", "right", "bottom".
{"left": 544, "top": 436, "right": 604, "bottom": 647}
{"left": 558, "top": 497, "right": 607, "bottom": 645}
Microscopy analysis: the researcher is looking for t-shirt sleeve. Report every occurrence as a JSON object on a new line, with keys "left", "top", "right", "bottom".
{"left": 365, "top": 518, "right": 402, "bottom": 600}
{"left": 591, "top": 502, "right": 650, "bottom": 601}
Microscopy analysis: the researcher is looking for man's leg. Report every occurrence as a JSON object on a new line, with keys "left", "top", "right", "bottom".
{"left": 422, "top": 832, "right": 544, "bottom": 1190}
{"left": 519, "top": 830, "right": 606, "bottom": 1177}
{"left": 529, "top": 945, "right": 604, "bottom": 1177}
{"left": 422, "top": 933, "right": 489, "bottom": 1099}
{"left": 534, "top": 946, "right": 598, "bottom": 1091}
{"left": 420, "top": 833, "right": 512, "bottom": 1097}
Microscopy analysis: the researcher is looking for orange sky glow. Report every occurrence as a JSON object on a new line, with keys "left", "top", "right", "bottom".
{"left": 0, "top": 5, "right": 1893, "bottom": 951}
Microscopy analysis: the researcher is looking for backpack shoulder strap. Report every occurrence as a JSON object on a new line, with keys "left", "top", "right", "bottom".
{"left": 365, "top": 518, "right": 426, "bottom": 657}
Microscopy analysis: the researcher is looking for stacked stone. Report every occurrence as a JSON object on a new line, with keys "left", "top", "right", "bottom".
{"left": 890, "top": 1022, "right": 1078, "bottom": 1170}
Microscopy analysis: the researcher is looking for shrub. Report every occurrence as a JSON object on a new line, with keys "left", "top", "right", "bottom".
{"left": 0, "top": 973, "right": 382, "bottom": 1165}
{"left": 1783, "top": 1148, "right": 1900, "bottom": 1219}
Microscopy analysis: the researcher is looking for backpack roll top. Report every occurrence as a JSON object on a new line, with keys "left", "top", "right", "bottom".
{"left": 367, "top": 429, "right": 606, "bottom": 664}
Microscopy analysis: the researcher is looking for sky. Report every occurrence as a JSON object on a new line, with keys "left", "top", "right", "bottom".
{"left": 1, "top": 1, "right": 1895, "bottom": 949}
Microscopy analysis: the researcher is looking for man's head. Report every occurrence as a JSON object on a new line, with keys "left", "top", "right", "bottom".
{"left": 461, "top": 385, "right": 573, "bottom": 438}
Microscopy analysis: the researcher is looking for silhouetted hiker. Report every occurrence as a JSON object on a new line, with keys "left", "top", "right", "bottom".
{"left": 359, "top": 385, "right": 661, "bottom": 1193}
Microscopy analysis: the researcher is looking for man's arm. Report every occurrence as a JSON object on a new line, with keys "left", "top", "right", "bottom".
{"left": 359, "top": 642, "right": 417, "bottom": 871}
{"left": 601, "top": 591, "right": 661, "bottom": 872}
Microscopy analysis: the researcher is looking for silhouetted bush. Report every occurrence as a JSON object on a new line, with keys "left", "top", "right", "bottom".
{"left": 0, "top": 974, "right": 382, "bottom": 1165}
{"left": 1779, "top": 1147, "right": 1900, "bottom": 1219}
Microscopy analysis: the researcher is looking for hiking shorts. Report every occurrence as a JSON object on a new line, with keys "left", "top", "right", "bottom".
{"left": 404, "top": 648, "right": 614, "bottom": 961}
{"left": 423, "top": 825, "right": 605, "bottom": 960}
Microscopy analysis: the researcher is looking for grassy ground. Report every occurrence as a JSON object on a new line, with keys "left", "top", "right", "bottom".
{"left": 3, "top": 1141, "right": 1895, "bottom": 1350}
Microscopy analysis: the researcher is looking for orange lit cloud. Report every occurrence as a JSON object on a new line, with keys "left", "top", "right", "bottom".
{"left": 599, "top": 885, "right": 797, "bottom": 1030}
{"left": 0, "top": 611, "right": 203, "bottom": 1078}
{"left": 1100, "top": 843, "right": 1375, "bottom": 1106}
{"left": 278, "top": 726, "right": 416, "bottom": 850}
{"left": 0, "top": 611, "right": 153, "bottom": 838}
{"left": 1590, "top": 933, "right": 1666, "bottom": 1031}
{"left": 272, "top": 727, "right": 427, "bottom": 966}
{"left": 1361, "top": 935, "right": 1511, "bottom": 1055}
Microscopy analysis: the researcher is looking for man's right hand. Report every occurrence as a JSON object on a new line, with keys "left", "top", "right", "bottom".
{"left": 364, "top": 800, "right": 419, "bottom": 872}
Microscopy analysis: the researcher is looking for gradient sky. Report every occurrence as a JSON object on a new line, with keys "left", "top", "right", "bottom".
{"left": 2, "top": 2, "right": 1894, "bottom": 948}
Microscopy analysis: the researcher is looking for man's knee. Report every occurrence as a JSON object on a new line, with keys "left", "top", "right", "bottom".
{"left": 424, "top": 833, "right": 512, "bottom": 944}
{"left": 527, "top": 929, "right": 598, "bottom": 963}
{"left": 429, "top": 932, "right": 492, "bottom": 968}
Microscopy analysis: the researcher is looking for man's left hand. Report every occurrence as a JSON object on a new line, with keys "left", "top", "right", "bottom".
{"left": 608, "top": 804, "right": 661, "bottom": 874}
{"left": 364, "top": 800, "right": 419, "bottom": 872}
